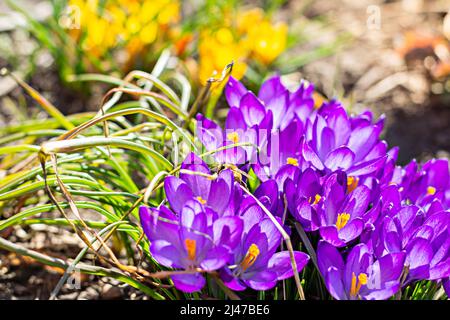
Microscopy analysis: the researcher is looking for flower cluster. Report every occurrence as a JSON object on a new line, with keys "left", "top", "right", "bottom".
{"left": 140, "top": 153, "right": 309, "bottom": 292}
{"left": 198, "top": 8, "right": 287, "bottom": 84}
{"left": 60, "top": 2, "right": 287, "bottom": 81}
{"left": 66, "top": 0, "right": 180, "bottom": 66}
{"left": 140, "top": 75, "right": 450, "bottom": 299}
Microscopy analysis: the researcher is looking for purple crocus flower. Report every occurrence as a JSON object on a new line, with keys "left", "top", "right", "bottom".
{"left": 225, "top": 75, "right": 315, "bottom": 131}
{"left": 220, "top": 204, "right": 309, "bottom": 291}
{"left": 317, "top": 241, "right": 405, "bottom": 300}
{"left": 285, "top": 167, "right": 323, "bottom": 231}
{"left": 225, "top": 76, "right": 317, "bottom": 181}
{"left": 309, "top": 172, "right": 372, "bottom": 247}
{"left": 139, "top": 199, "right": 243, "bottom": 293}
{"left": 196, "top": 113, "right": 248, "bottom": 165}
{"left": 404, "top": 210, "right": 450, "bottom": 282}
{"left": 226, "top": 75, "right": 317, "bottom": 181}
{"left": 392, "top": 158, "right": 450, "bottom": 209}
{"left": 365, "top": 195, "right": 449, "bottom": 284}
{"left": 252, "top": 117, "right": 307, "bottom": 181}
{"left": 164, "top": 152, "right": 236, "bottom": 216}
{"left": 301, "top": 102, "right": 387, "bottom": 178}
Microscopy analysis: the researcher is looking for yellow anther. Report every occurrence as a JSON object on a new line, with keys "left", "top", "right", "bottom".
{"left": 287, "top": 157, "right": 299, "bottom": 166}
{"left": 313, "top": 92, "right": 326, "bottom": 109}
{"left": 227, "top": 131, "right": 240, "bottom": 144}
{"left": 196, "top": 196, "right": 207, "bottom": 205}
{"left": 347, "top": 176, "right": 359, "bottom": 193}
{"left": 350, "top": 272, "right": 368, "bottom": 297}
{"left": 336, "top": 213, "right": 350, "bottom": 231}
{"left": 358, "top": 273, "right": 368, "bottom": 286}
{"left": 309, "top": 194, "right": 321, "bottom": 205}
{"left": 240, "top": 244, "right": 260, "bottom": 271}
{"left": 427, "top": 186, "right": 436, "bottom": 195}
{"left": 185, "top": 239, "right": 196, "bottom": 261}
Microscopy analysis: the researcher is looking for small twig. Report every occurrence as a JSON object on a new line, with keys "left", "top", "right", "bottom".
{"left": 183, "top": 61, "right": 234, "bottom": 129}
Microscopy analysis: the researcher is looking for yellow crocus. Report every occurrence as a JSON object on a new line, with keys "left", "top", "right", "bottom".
{"left": 66, "top": 0, "right": 180, "bottom": 65}
{"left": 198, "top": 28, "right": 248, "bottom": 84}
{"left": 236, "top": 8, "right": 264, "bottom": 35}
{"left": 247, "top": 20, "right": 288, "bottom": 65}
{"left": 197, "top": 6, "right": 288, "bottom": 84}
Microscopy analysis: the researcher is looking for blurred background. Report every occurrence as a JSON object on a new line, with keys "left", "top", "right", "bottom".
{"left": 0, "top": 0, "right": 449, "bottom": 299}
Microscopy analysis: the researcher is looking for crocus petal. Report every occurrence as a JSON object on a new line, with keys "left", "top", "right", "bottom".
{"left": 179, "top": 201, "right": 209, "bottom": 251}
{"left": 200, "top": 246, "right": 230, "bottom": 271}
{"left": 260, "top": 87, "right": 288, "bottom": 128}
{"left": 347, "top": 156, "right": 387, "bottom": 176}
{"left": 320, "top": 226, "right": 346, "bottom": 247}
{"left": 302, "top": 138, "right": 325, "bottom": 170}
{"left": 327, "top": 107, "right": 351, "bottom": 147}
{"left": 324, "top": 267, "right": 347, "bottom": 300}
{"left": 240, "top": 200, "right": 265, "bottom": 234}
{"left": 362, "top": 252, "right": 405, "bottom": 300}
{"left": 292, "top": 199, "right": 316, "bottom": 231}
{"left": 365, "top": 141, "right": 388, "bottom": 161}
{"left": 348, "top": 125, "right": 381, "bottom": 162}
{"left": 259, "top": 218, "right": 283, "bottom": 253}
{"left": 164, "top": 176, "right": 194, "bottom": 214}
{"left": 150, "top": 240, "right": 184, "bottom": 269}
{"left": 362, "top": 282, "right": 401, "bottom": 300}
{"left": 429, "top": 259, "right": 450, "bottom": 280}
{"left": 245, "top": 270, "right": 278, "bottom": 291}
{"left": 254, "top": 179, "right": 279, "bottom": 212}
{"left": 220, "top": 268, "right": 247, "bottom": 291}
{"left": 258, "top": 75, "right": 284, "bottom": 104}
{"left": 317, "top": 240, "right": 345, "bottom": 275}
{"left": 376, "top": 252, "right": 406, "bottom": 284}
{"left": 324, "top": 147, "right": 355, "bottom": 171}
{"left": 215, "top": 143, "right": 247, "bottom": 165}
{"left": 338, "top": 218, "right": 364, "bottom": 243}
{"left": 207, "top": 174, "right": 232, "bottom": 214}
{"left": 225, "top": 107, "right": 247, "bottom": 131}
{"left": 225, "top": 76, "right": 247, "bottom": 107}
{"left": 179, "top": 161, "right": 212, "bottom": 200}
{"left": 213, "top": 216, "right": 243, "bottom": 250}
{"left": 240, "top": 92, "right": 266, "bottom": 126}
{"left": 318, "top": 127, "right": 336, "bottom": 160}
{"left": 343, "top": 185, "right": 371, "bottom": 218}
{"left": 196, "top": 114, "right": 223, "bottom": 151}
{"left": 425, "top": 158, "right": 449, "bottom": 190}
{"left": 171, "top": 273, "right": 206, "bottom": 293}
{"left": 405, "top": 238, "right": 433, "bottom": 280}
{"left": 139, "top": 205, "right": 179, "bottom": 244}
{"left": 268, "top": 251, "right": 310, "bottom": 280}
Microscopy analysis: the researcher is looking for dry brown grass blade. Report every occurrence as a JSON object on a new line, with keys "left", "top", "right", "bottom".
{"left": 38, "top": 150, "right": 142, "bottom": 278}
{"left": 183, "top": 61, "right": 234, "bottom": 128}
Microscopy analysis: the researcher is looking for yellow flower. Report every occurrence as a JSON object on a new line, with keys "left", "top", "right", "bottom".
{"left": 197, "top": 6, "right": 288, "bottom": 84}
{"left": 236, "top": 8, "right": 264, "bottom": 35}
{"left": 198, "top": 28, "right": 248, "bottom": 84}
{"left": 66, "top": 0, "right": 180, "bottom": 64}
{"left": 247, "top": 20, "right": 288, "bottom": 65}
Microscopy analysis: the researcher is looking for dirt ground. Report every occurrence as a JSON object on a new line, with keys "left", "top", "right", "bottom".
{"left": 1, "top": 0, "right": 449, "bottom": 299}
